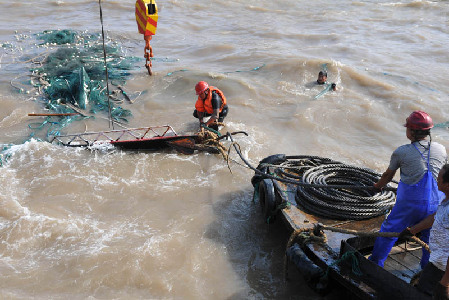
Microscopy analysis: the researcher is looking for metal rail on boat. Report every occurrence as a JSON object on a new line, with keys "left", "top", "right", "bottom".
{"left": 49, "top": 125, "right": 178, "bottom": 147}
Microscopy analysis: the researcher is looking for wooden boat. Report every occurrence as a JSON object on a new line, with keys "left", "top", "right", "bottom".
{"left": 251, "top": 154, "right": 430, "bottom": 300}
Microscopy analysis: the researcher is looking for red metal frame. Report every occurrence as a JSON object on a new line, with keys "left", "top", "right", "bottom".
{"left": 49, "top": 125, "right": 179, "bottom": 147}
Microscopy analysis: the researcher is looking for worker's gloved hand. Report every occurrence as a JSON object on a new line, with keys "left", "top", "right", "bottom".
{"left": 433, "top": 281, "right": 449, "bottom": 300}
{"left": 398, "top": 227, "right": 414, "bottom": 240}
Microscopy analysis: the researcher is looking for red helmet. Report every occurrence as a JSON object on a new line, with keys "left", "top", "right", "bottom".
{"left": 404, "top": 111, "right": 434, "bottom": 130}
{"left": 195, "top": 81, "right": 209, "bottom": 95}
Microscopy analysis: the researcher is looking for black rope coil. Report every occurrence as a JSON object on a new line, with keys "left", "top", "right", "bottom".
{"left": 295, "top": 163, "right": 396, "bottom": 220}
{"left": 251, "top": 155, "right": 397, "bottom": 221}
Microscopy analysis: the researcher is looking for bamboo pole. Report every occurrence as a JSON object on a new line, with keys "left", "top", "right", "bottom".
{"left": 28, "top": 113, "right": 80, "bottom": 117}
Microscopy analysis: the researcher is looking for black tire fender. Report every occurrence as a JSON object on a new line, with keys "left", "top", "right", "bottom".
{"left": 257, "top": 154, "right": 286, "bottom": 169}
{"left": 259, "top": 179, "right": 277, "bottom": 223}
{"left": 286, "top": 243, "right": 330, "bottom": 295}
{"left": 251, "top": 166, "right": 268, "bottom": 187}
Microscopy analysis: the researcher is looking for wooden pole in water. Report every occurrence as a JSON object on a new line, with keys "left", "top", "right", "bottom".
{"left": 28, "top": 113, "right": 80, "bottom": 117}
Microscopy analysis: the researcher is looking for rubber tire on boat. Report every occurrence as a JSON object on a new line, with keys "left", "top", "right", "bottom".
{"left": 258, "top": 179, "right": 277, "bottom": 224}
{"left": 257, "top": 153, "right": 287, "bottom": 167}
{"left": 251, "top": 154, "right": 287, "bottom": 186}
{"left": 286, "top": 243, "right": 330, "bottom": 295}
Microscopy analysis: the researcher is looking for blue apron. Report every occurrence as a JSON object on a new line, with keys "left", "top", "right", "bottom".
{"left": 369, "top": 143, "right": 443, "bottom": 268}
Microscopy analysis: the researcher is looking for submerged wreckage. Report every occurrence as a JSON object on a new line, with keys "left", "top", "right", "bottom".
{"left": 50, "top": 125, "right": 247, "bottom": 155}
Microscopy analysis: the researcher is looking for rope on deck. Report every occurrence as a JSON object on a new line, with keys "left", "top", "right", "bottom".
{"left": 225, "top": 134, "right": 397, "bottom": 194}
{"left": 316, "top": 223, "right": 430, "bottom": 253}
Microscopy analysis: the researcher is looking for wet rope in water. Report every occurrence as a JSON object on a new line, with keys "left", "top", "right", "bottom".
{"left": 196, "top": 127, "right": 230, "bottom": 164}
{"left": 195, "top": 127, "right": 251, "bottom": 174}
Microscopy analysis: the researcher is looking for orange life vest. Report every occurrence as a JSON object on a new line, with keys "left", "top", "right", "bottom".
{"left": 195, "top": 87, "right": 227, "bottom": 114}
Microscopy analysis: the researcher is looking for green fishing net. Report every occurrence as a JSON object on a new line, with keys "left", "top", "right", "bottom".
{"left": 28, "top": 30, "right": 139, "bottom": 138}
{"left": 0, "top": 144, "right": 12, "bottom": 167}
{"left": 37, "top": 29, "right": 78, "bottom": 45}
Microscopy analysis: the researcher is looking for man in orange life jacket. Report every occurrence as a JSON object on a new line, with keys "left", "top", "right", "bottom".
{"left": 193, "top": 81, "right": 228, "bottom": 131}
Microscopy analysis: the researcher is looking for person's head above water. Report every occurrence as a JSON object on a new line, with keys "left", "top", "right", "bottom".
{"left": 317, "top": 71, "right": 327, "bottom": 84}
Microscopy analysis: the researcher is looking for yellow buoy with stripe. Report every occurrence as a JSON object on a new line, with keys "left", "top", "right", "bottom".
{"left": 135, "top": 0, "right": 158, "bottom": 75}
{"left": 135, "top": 0, "right": 158, "bottom": 36}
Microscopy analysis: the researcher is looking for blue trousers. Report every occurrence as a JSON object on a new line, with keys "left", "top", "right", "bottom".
{"left": 369, "top": 171, "right": 442, "bottom": 269}
{"left": 369, "top": 201, "right": 432, "bottom": 268}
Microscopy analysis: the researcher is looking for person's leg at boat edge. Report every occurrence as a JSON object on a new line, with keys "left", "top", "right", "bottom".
{"left": 368, "top": 201, "right": 429, "bottom": 268}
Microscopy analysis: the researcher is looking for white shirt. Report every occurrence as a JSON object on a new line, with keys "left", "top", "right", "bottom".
{"left": 429, "top": 200, "right": 449, "bottom": 270}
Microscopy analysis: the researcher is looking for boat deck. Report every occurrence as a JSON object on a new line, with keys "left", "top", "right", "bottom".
{"left": 381, "top": 242, "right": 422, "bottom": 283}
{"left": 277, "top": 179, "right": 424, "bottom": 288}
{"left": 283, "top": 203, "right": 422, "bottom": 278}
{"left": 277, "top": 178, "right": 386, "bottom": 250}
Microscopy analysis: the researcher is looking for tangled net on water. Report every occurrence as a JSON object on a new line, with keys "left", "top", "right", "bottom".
{"left": 32, "top": 30, "right": 137, "bottom": 120}
{"left": 6, "top": 30, "right": 143, "bottom": 141}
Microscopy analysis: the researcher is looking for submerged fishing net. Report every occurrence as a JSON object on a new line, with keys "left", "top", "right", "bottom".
{"left": 26, "top": 30, "right": 139, "bottom": 138}
{"left": 34, "top": 30, "right": 136, "bottom": 116}
{"left": 38, "top": 29, "right": 78, "bottom": 45}
{"left": 0, "top": 144, "right": 13, "bottom": 167}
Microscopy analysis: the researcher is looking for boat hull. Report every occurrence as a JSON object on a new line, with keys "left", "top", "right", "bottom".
{"left": 111, "top": 135, "right": 197, "bottom": 151}
{"left": 252, "top": 154, "right": 427, "bottom": 299}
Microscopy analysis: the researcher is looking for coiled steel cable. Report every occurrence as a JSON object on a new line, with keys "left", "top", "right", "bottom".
{"left": 270, "top": 158, "right": 397, "bottom": 220}
{"left": 225, "top": 132, "right": 398, "bottom": 221}
{"left": 298, "top": 164, "right": 395, "bottom": 220}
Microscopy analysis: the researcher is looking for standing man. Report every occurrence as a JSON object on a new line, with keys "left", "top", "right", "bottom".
{"left": 369, "top": 111, "right": 447, "bottom": 269}
{"left": 193, "top": 81, "right": 228, "bottom": 131}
